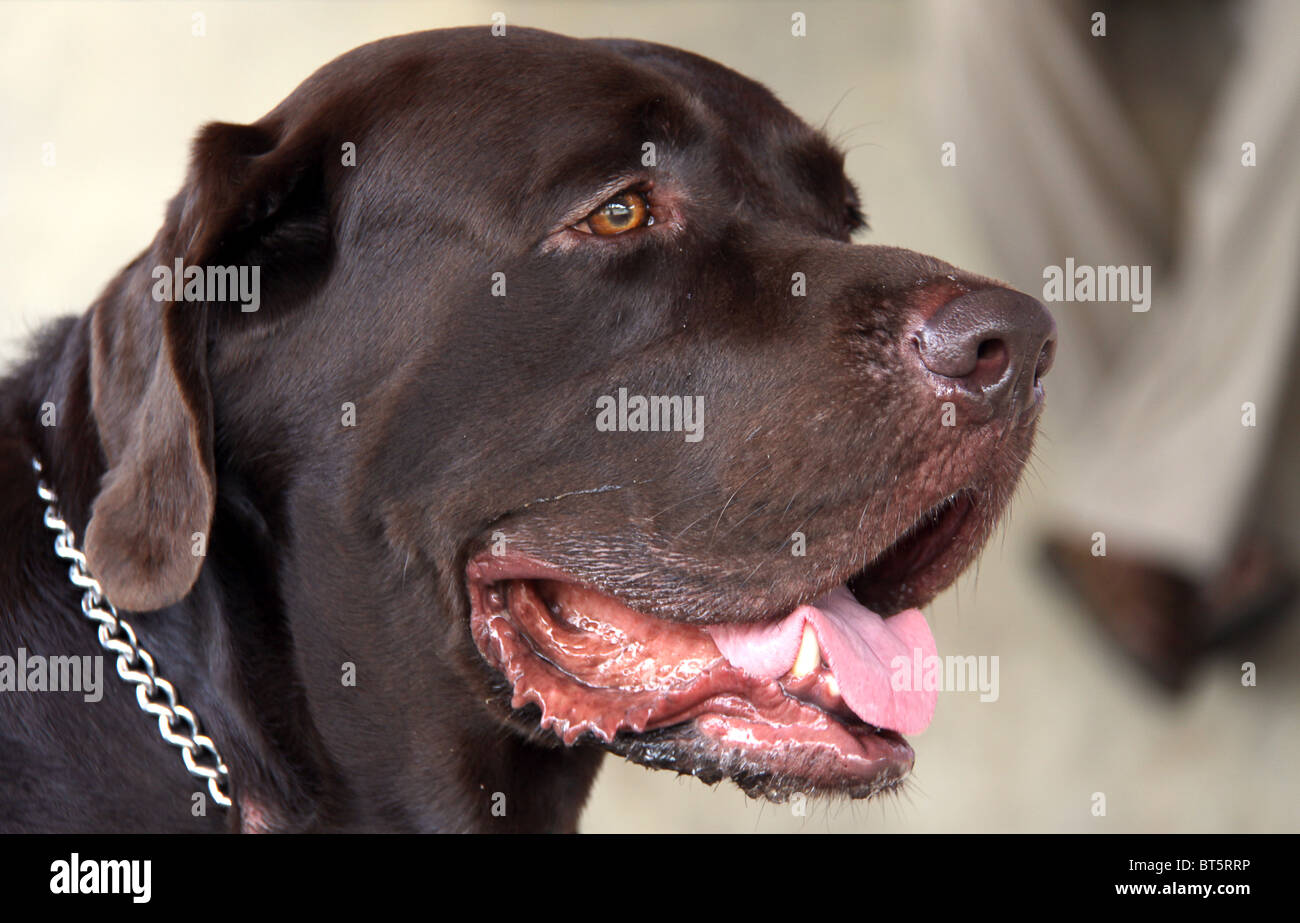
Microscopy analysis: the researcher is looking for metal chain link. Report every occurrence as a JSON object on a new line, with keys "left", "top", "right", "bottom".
{"left": 30, "top": 456, "right": 232, "bottom": 808}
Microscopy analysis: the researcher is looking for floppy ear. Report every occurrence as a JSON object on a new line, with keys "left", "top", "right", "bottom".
{"left": 84, "top": 118, "right": 326, "bottom": 611}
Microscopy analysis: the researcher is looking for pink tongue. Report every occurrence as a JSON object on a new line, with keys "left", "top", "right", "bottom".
{"left": 705, "top": 586, "right": 937, "bottom": 735}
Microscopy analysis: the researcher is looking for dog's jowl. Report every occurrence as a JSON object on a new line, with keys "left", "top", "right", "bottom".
{"left": 0, "top": 27, "right": 1053, "bottom": 832}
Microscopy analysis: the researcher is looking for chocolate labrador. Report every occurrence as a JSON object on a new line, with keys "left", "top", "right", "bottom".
{"left": 0, "top": 27, "right": 1054, "bottom": 832}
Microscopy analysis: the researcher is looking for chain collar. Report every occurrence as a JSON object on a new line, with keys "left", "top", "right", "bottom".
{"left": 30, "top": 456, "right": 232, "bottom": 809}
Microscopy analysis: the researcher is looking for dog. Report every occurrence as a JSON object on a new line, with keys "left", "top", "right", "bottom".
{"left": 0, "top": 26, "right": 1055, "bottom": 832}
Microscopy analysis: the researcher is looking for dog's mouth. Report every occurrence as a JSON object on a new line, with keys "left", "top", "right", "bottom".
{"left": 467, "top": 492, "right": 977, "bottom": 801}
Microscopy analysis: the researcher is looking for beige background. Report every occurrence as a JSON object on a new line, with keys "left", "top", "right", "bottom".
{"left": 2, "top": 1, "right": 1296, "bottom": 832}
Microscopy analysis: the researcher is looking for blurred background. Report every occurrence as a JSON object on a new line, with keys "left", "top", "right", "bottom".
{"left": 3, "top": 0, "right": 1296, "bottom": 832}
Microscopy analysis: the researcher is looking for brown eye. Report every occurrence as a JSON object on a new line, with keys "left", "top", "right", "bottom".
{"left": 584, "top": 191, "right": 651, "bottom": 236}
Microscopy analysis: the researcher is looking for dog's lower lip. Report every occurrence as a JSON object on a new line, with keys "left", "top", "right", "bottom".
{"left": 467, "top": 553, "right": 929, "bottom": 798}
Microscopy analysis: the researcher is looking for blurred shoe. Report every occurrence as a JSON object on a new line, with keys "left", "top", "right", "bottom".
{"left": 1198, "top": 534, "right": 1299, "bottom": 650}
{"left": 1038, "top": 532, "right": 1298, "bottom": 693}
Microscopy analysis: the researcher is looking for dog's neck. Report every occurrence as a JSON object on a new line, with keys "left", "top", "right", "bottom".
{"left": 6, "top": 313, "right": 603, "bottom": 832}
{"left": 4, "top": 314, "right": 310, "bottom": 831}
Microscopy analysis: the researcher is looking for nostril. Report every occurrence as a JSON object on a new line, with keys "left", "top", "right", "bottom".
{"left": 1034, "top": 338, "right": 1057, "bottom": 384}
{"left": 970, "top": 338, "right": 1009, "bottom": 388}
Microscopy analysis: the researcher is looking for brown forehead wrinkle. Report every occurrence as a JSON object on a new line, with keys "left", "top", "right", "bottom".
{"left": 526, "top": 88, "right": 713, "bottom": 200}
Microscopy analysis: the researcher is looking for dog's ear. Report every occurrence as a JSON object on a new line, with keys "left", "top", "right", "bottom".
{"left": 84, "top": 119, "right": 326, "bottom": 611}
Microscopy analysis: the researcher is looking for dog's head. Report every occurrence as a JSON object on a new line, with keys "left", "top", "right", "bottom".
{"left": 81, "top": 27, "right": 1054, "bottom": 826}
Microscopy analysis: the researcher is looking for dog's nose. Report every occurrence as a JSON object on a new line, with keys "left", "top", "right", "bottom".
{"left": 913, "top": 287, "right": 1056, "bottom": 415}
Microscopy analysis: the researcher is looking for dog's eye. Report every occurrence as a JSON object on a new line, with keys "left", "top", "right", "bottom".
{"left": 579, "top": 191, "right": 652, "bottom": 236}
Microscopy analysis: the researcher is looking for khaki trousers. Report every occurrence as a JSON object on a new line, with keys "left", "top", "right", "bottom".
{"left": 921, "top": 0, "right": 1300, "bottom": 571}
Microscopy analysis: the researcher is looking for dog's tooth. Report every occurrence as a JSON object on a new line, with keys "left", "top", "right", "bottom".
{"left": 824, "top": 672, "right": 840, "bottom": 699}
{"left": 789, "top": 622, "right": 820, "bottom": 680}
